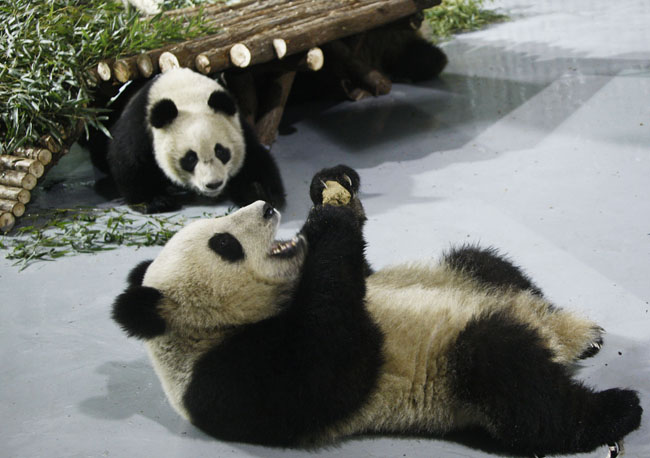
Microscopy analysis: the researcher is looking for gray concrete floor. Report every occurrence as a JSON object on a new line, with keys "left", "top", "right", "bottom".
{"left": 2, "top": 1, "right": 649, "bottom": 457}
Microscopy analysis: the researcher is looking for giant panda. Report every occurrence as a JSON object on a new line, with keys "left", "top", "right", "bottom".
{"left": 112, "top": 165, "right": 642, "bottom": 455}
{"left": 105, "top": 67, "right": 285, "bottom": 213}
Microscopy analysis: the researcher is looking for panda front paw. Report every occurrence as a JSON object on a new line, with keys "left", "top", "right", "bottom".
{"left": 131, "top": 195, "right": 181, "bottom": 214}
{"left": 309, "top": 165, "right": 360, "bottom": 206}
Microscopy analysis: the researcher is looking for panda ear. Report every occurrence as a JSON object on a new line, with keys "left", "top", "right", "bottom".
{"left": 208, "top": 90, "right": 237, "bottom": 116}
{"left": 112, "top": 285, "right": 166, "bottom": 340}
{"left": 150, "top": 98, "right": 178, "bottom": 128}
{"left": 127, "top": 260, "right": 153, "bottom": 286}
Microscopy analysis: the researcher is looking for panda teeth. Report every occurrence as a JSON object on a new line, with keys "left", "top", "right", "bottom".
{"left": 269, "top": 237, "right": 301, "bottom": 257}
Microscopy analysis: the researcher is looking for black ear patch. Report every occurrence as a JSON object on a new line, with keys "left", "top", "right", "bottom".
{"left": 209, "top": 232, "right": 244, "bottom": 262}
{"left": 208, "top": 91, "right": 237, "bottom": 116}
{"left": 150, "top": 98, "right": 178, "bottom": 128}
{"left": 127, "top": 260, "right": 154, "bottom": 286}
{"left": 112, "top": 286, "right": 166, "bottom": 339}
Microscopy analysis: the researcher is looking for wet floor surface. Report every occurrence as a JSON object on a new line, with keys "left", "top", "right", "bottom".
{"left": 2, "top": 1, "right": 649, "bottom": 456}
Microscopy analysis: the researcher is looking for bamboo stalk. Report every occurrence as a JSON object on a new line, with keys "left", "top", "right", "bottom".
{"left": 0, "top": 185, "right": 30, "bottom": 204}
{"left": 0, "top": 155, "right": 45, "bottom": 178}
{"left": 0, "top": 199, "right": 25, "bottom": 217}
{"left": 40, "top": 134, "right": 61, "bottom": 153}
{"left": 12, "top": 147, "right": 52, "bottom": 165}
{"left": 0, "top": 212, "right": 15, "bottom": 233}
{"left": 0, "top": 170, "right": 37, "bottom": 190}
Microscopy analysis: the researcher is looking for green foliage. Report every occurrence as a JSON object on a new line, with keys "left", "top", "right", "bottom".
{"left": 425, "top": 0, "right": 507, "bottom": 42}
{"left": 0, "top": 206, "right": 227, "bottom": 270}
{"left": 0, "top": 0, "right": 218, "bottom": 155}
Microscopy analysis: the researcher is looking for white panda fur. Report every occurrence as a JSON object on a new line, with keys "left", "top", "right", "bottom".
{"left": 106, "top": 67, "right": 285, "bottom": 213}
{"left": 112, "top": 166, "right": 642, "bottom": 455}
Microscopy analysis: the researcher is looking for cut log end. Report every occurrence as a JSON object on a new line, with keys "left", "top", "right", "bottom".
{"left": 159, "top": 52, "right": 180, "bottom": 73}
{"left": 0, "top": 185, "right": 30, "bottom": 204}
{"left": 113, "top": 59, "right": 136, "bottom": 83}
{"left": 0, "top": 199, "right": 25, "bottom": 217}
{"left": 230, "top": 43, "right": 252, "bottom": 68}
{"left": 0, "top": 212, "right": 15, "bottom": 233}
{"left": 273, "top": 38, "right": 287, "bottom": 59}
{"left": 136, "top": 54, "right": 154, "bottom": 78}
{"left": 195, "top": 54, "right": 211, "bottom": 74}
{"left": 97, "top": 62, "right": 112, "bottom": 81}
{"left": 306, "top": 47, "right": 324, "bottom": 71}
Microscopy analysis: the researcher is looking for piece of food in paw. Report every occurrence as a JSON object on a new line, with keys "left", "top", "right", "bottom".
{"left": 322, "top": 180, "right": 351, "bottom": 206}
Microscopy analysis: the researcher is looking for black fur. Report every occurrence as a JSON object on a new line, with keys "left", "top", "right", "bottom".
{"left": 448, "top": 311, "right": 642, "bottom": 455}
{"left": 183, "top": 204, "right": 384, "bottom": 446}
{"left": 149, "top": 98, "right": 178, "bottom": 128}
{"left": 112, "top": 285, "right": 165, "bottom": 339}
{"left": 208, "top": 232, "right": 244, "bottom": 262}
{"left": 444, "top": 245, "right": 544, "bottom": 296}
{"left": 105, "top": 74, "right": 285, "bottom": 213}
{"left": 127, "top": 259, "right": 153, "bottom": 287}
{"left": 226, "top": 117, "right": 286, "bottom": 209}
{"left": 309, "top": 164, "right": 360, "bottom": 205}
{"left": 180, "top": 150, "right": 198, "bottom": 173}
{"left": 208, "top": 90, "right": 237, "bottom": 116}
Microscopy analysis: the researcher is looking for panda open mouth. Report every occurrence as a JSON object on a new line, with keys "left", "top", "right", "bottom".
{"left": 269, "top": 235, "right": 304, "bottom": 259}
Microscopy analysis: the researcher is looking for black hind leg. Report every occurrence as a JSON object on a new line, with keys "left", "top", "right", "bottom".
{"left": 448, "top": 312, "right": 642, "bottom": 455}
{"left": 444, "top": 245, "right": 544, "bottom": 296}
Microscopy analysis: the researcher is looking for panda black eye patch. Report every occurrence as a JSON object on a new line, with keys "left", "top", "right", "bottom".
{"left": 208, "top": 232, "right": 244, "bottom": 262}
{"left": 180, "top": 150, "right": 198, "bottom": 172}
{"left": 214, "top": 144, "right": 231, "bottom": 164}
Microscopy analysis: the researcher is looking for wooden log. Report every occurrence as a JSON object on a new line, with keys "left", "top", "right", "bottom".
{"left": 0, "top": 155, "right": 45, "bottom": 178}
{"left": 159, "top": 51, "right": 180, "bottom": 73}
{"left": 0, "top": 212, "right": 15, "bottom": 233}
{"left": 0, "top": 199, "right": 25, "bottom": 217}
{"left": 273, "top": 38, "right": 287, "bottom": 59}
{"left": 0, "top": 185, "right": 30, "bottom": 204}
{"left": 97, "top": 61, "right": 113, "bottom": 81}
{"left": 97, "top": 0, "right": 440, "bottom": 81}
{"left": 230, "top": 43, "right": 252, "bottom": 68}
{"left": 113, "top": 58, "right": 139, "bottom": 83}
{"left": 40, "top": 134, "right": 61, "bottom": 153}
{"left": 255, "top": 70, "right": 296, "bottom": 147}
{"left": 137, "top": 53, "right": 157, "bottom": 78}
{"left": 12, "top": 147, "right": 52, "bottom": 165}
{"left": 0, "top": 170, "right": 37, "bottom": 190}
{"left": 305, "top": 47, "right": 324, "bottom": 71}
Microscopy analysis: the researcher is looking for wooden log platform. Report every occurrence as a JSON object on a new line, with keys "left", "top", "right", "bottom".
{"left": 1, "top": 0, "right": 441, "bottom": 232}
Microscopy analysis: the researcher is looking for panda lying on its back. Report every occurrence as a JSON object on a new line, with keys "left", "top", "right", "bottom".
{"left": 112, "top": 165, "right": 642, "bottom": 454}
{"left": 106, "top": 68, "right": 285, "bottom": 213}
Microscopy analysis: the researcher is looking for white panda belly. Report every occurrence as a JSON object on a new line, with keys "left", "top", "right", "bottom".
{"left": 356, "top": 281, "right": 484, "bottom": 435}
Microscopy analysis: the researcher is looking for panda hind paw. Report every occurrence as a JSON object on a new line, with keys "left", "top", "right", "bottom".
{"left": 578, "top": 327, "right": 605, "bottom": 360}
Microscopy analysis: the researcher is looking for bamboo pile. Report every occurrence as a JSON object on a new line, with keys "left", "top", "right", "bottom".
{"left": 92, "top": 0, "right": 440, "bottom": 83}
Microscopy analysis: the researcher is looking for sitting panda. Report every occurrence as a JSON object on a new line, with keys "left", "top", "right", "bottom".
{"left": 112, "top": 165, "right": 642, "bottom": 455}
{"left": 104, "top": 68, "right": 285, "bottom": 213}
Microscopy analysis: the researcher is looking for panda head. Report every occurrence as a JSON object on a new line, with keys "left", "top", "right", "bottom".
{"left": 146, "top": 68, "right": 245, "bottom": 197}
{"left": 137, "top": 201, "right": 306, "bottom": 333}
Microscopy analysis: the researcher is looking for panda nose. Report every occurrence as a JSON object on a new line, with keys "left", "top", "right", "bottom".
{"left": 263, "top": 202, "right": 275, "bottom": 219}
{"left": 206, "top": 181, "right": 223, "bottom": 190}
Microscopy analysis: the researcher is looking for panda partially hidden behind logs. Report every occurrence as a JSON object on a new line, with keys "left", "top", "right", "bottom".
{"left": 112, "top": 165, "right": 642, "bottom": 455}
{"left": 103, "top": 68, "right": 285, "bottom": 214}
